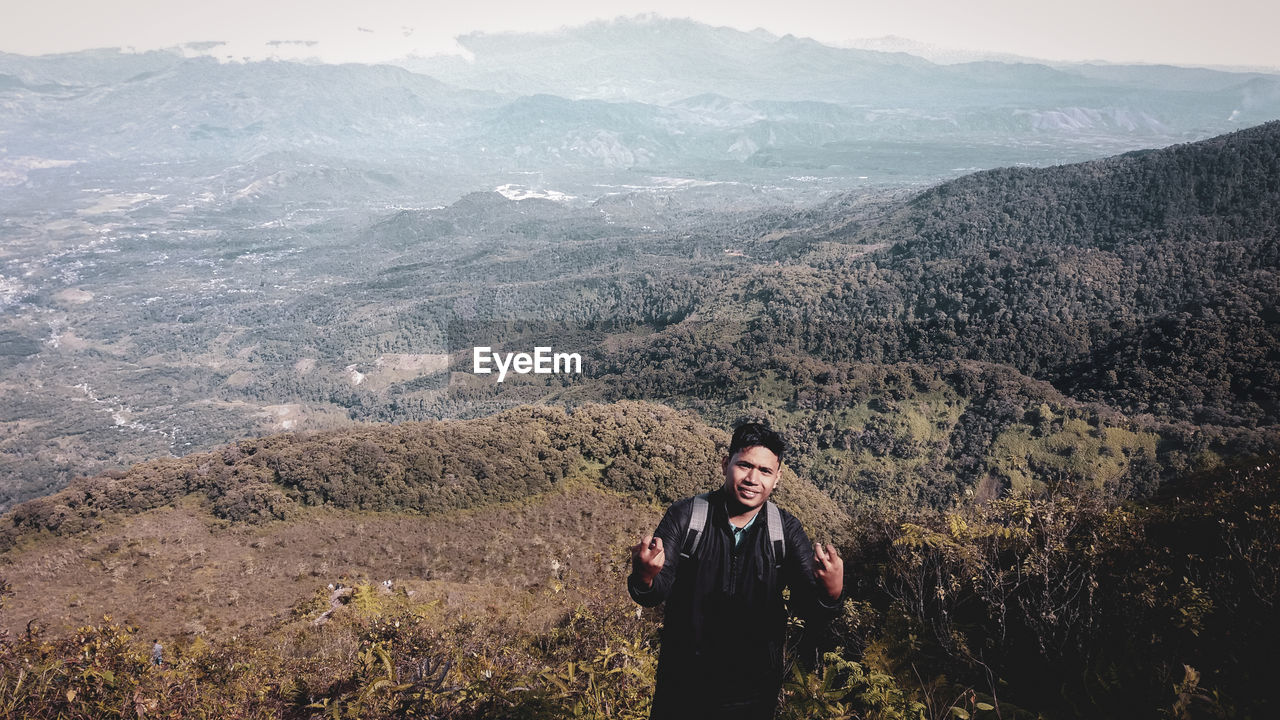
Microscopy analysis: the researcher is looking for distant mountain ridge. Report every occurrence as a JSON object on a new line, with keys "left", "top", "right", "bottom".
{"left": 396, "top": 16, "right": 1280, "bottom": 129}
{"left": 4, "top": 16, "right": 1277, "bottom": 185}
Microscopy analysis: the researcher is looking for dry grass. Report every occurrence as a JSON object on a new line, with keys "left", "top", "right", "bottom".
{"left": 2, "top": 480, "right": 663, "bottom": 642}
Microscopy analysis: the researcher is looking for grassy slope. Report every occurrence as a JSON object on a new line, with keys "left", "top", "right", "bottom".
{"left": 0, "top": 402, "right": 849, "bottom": 639}
{"left": 3, "top": 479, "right": 656, "bottom": 638}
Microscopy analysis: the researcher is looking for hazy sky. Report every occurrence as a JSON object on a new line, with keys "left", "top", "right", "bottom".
{"left": 6, "top": 0, "right": 1278, "bottom": 70}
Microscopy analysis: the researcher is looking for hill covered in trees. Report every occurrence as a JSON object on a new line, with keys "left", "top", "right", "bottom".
{"left": 744, "top": 120, "right": 1280, "bottom": 424}
{"left": 0, "top": 402, "right": 844, "bottom": 551}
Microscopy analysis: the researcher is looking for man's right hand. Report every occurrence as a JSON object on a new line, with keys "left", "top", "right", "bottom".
{"left": 630, "top": 535, "right": 665, "bottom": 587}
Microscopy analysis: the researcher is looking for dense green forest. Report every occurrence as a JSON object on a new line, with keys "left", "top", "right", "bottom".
{"left": 745, "top": 122, "right": 1280, "bottom": 426}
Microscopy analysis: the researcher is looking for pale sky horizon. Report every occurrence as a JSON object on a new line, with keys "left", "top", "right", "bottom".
{"left": 5, "top": 1, "right": 1279, "bottom": 71}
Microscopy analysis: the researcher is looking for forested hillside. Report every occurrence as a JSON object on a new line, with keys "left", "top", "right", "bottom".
{"left": 746, "top": 121, "right": 1280, "bottom": 425}
{"left": 518, "top": 123, "right": 1277, "bottom": 510}
{"left": 0, "top": 402, "right": 843, "bottom": 552}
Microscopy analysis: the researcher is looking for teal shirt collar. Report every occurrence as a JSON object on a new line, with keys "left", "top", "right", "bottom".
{"left": 729, "top": 510, "right": 759, "bottom": 547}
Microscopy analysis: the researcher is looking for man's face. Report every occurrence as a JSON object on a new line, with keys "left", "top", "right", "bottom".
{"left": 721, "top": 445, "right": 780, "bottom": 512}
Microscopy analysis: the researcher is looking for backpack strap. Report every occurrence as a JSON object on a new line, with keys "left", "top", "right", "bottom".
{"left": 680, "top": 493, "right": 712, "bottom": 559}
{"left": 765, "top": 501, "right": 785, "bottom": 568}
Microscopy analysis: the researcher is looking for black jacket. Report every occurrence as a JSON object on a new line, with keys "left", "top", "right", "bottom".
{"left": 628, "top": 488, "right": 841, "bottom": 719}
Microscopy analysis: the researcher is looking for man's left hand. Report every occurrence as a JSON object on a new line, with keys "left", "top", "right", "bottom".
{"left": 813, "top": 542, "right": 844, "bottom": 600}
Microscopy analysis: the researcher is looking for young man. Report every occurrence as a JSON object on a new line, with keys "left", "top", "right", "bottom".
{"left": 629, "top": 423, "right": 844, "bottom": 720}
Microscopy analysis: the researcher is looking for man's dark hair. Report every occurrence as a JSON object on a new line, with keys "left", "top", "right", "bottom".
{"left": 728, "top": 423, "right": 787, "bottom": 462}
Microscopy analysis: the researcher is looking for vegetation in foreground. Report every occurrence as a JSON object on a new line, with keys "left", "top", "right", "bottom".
{"left": 2, "top": 455, "right": 1274, "bottom": 719}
